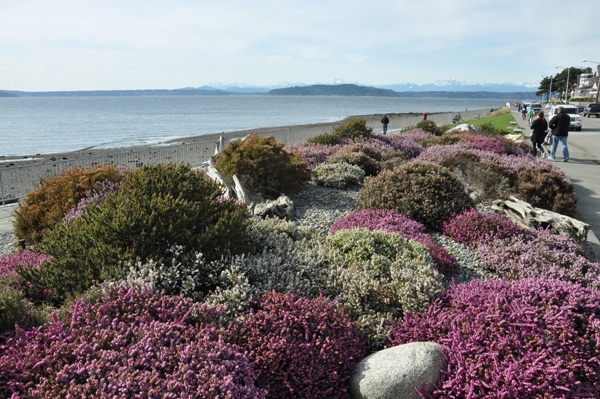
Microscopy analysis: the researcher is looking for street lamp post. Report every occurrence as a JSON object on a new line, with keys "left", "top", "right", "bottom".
{"left": 556, "top": 66, "right": 570, "bottom": 103}
{"left": 582, "top": 60, "right": 600, "bottom": 103}
{"left": 549, "top": 76, "right": 553, "bottom": 103}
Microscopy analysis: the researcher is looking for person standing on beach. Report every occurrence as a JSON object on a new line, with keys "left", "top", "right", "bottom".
{"left": 529, "top": 111, "right": 548, "bottom": 158}
{"left": 423, "top": 110, "right": 429, "bottom": 120}
{"left": 548, "top": 106, "right": 570, "bottom": 162}
{"left": 381, "top": 114, "right": 389, "bottom": 134}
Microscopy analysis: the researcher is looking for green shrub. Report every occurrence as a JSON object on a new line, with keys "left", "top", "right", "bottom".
{"left": 0, "top": 283, "right": 44, "bottom": 332}
{"left": 415, "top": 120, "right": 444, "bottom": 136}
{"left": 20, "top": 163, "right": 250, "bottom": 305}
{"left": 516, "top": 166, "right": 577, "bottom": 215}
{"left": 215, "top": 134, "right": 308, "bottom": 199}
{"left": 439, "top": 152, "right": 516, "bottom": 203}
{"left": 332, "top": 118, "right": 373, "bottom": 140}
{"left": 327, "top": 143, "right": 383, "bottom": 176}
{"left": 306, "top": 132, "right": 342, "bottom": 145}
{"left": 420, "top": 132, "right": 466, "bottom": 147}
{"left": 311, "top": 162, "right": 365, "bottom": 188}
{"left": 358, "top": 161, "right": 474, "bottom": 230}
{"left": 380, "top": 151, "right": 408, "bottom": 171}
{"left": 325, "top": 228, "right": 445, "bottom": 349}
{"left": 13, "top": 165, "right": 126, "bottom": 244}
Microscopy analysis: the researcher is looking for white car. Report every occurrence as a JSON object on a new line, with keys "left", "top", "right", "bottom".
{"left": 549, "top": 104, "right": 582, "bottom": 131}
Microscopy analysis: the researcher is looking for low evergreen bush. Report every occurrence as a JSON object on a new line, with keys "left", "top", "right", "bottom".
{"left": 390, "top": 278, "right": 600, "bottom": 398}
{"left": 517, "top": 165, "right": 577, "bottom": 215}
{"left": 215, "top": 133, "right": 308, "bottom": 198}
{"left": 0, "top": 286, "right": 267, "bottom": 398}
{"left": 20, "top": 163, "right": 250, "bottom": 305}
{"left": 13, "top": 165, "right": 125, "bottom": 244}
{"left": 331, "top": 209, "right": 458, "bottom": 275}
{"left": 441, "top": 208, "right": 529, "bottom": 247}
{"left": 477, "top": 228, "right": 600, "bottom": 290}
{"left": 325, "top": 228, "right": 445, "bottom": 349}
{"left": 229, "top": 291, "right": 367, "bottom": 399}
{"left": 326, "top": 143, "right": 382, "bottom": 176}
{"left": 358, "top": 161, "right": 474, "bottom": 230}
{"left": 311, "top": 162, "right": 365, "bottom": 188}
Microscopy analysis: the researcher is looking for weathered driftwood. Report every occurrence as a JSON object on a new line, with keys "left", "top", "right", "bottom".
{"left": 490, "top": 196, "right": 590, "bottom": 242}
{"left": 200, "top": 134, "right": 295, "bottom": 219}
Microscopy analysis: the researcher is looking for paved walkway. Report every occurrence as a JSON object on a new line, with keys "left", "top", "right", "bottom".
{"left": 511, "top": 108, "right": 600, "bottom": 258}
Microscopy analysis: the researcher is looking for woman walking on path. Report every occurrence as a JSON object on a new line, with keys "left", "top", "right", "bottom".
{"left": 529, "top": 111, "right": 548, "bottom": 158}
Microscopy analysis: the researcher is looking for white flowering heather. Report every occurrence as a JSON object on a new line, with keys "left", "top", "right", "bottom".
{"left": 203, "top": 221, "right": 331, "bottom": 320}
{"left": 123, "top": 248, "right": 226, "bottom": 302}
{"left": 325, "top": 228, "right": 445, "bottom": 349}
{"left": 311, "top": 162, "right": 365, "bottom": 188}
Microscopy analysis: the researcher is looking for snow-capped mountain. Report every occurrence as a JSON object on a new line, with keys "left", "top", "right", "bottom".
{"left": 201, "top": 79, "right": 538, "bottom": 93}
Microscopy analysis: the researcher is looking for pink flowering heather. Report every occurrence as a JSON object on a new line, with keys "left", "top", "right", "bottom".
{"left": 477, "top": 228, "right": 600, "bottom": 290}
{"left": 287, "top": 142, "right": 347, "bottom": 170}
{"left": 460, "top": 134, "right": 509, "bottom": 155}
{"left": 417, "top": 144, "right": 572, "bottom": 187}
{"left": 331, "top": 209, "right": 457, "bottom": 275}
{"left": 441, "top": 208, "right": 530, "bottom": 248}
{"left": 390, "top": 278, "right": 600, "bottom": 398}
{"left": 0, "top": 250, "right": 52, "bottom": 281}
{"left": 0, "top": 286, "right": 267, "bottom": 398}
{"left": 62, "top": 179, "right": 122, "bottom": 224}
{"left": 399, "top": 128, "right": 437, "bottom": 144}
{"left": 230, "top": 291, "right": 367, "bottom": 399}
{"left": 358, "top": 133, "right": 424, "bottom": 159}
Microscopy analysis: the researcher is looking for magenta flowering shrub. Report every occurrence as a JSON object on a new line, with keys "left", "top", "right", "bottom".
{"left": 287, "top": 141, "right": 349, "bottom": 170}
{"left": 230, "top": 291, "right": 367, "bottom": 399}
{"left": 399, "top": 128, "right": 436, "bottom": 143}
{"left": 0, "top": 249, "right": 52, "bottom": 280}
{"left": 390, "top": 278, "right": 600, "bottom": 398}
{"left": 460, "top": 134, "right": 508, "bottom": 154}
{"left": 477, "top": 228, "right": 600, "bottom": 290}
{"left": 358, "top": 133, "right": 424, "bottom": 159}
{"left": 0, "top": 286, "right": 266, "bottom": 398}
{"left": 331, "top": 209, "right": 457, "bottom": 275}
{"left": 62, "top": 179, "right": 122, "bottom": 223}
{"left": 441, "top": 208, "right": 530, "bottom": 248}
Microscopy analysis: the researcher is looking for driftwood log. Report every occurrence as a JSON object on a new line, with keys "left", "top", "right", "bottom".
{"left": 490, "top": 196, "right": 590, "bottom": 242}
{"left": 199, "top": 134, "right": 295, "bottom": 219}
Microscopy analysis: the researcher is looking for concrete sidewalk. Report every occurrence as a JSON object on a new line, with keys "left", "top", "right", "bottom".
{"left": 512, "top": 108, "right": 600, "bottom": 258}
{"left": 0, "top": 203, "right": 17, "bottom": 235}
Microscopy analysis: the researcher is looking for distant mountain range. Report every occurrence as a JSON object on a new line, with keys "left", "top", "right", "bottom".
{"left": 1, "top": 80, "right": 540, "bottom": 99}
{"left": 203, "top": 79, "right": 539, "bottom": 93}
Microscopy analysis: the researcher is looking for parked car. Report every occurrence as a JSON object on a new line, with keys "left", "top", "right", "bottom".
{"left": 583, "top": 103, "right": 600, "bottom": 118}
{"left": 529, "top": 104, "right": 543, "bottom": 114}
{"left": 549, "top": 105, "right": 582, "bottom": 131}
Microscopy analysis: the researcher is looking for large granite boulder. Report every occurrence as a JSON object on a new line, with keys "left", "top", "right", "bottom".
{"left": 349, "top": 342, "right": 444, "bottom": 399}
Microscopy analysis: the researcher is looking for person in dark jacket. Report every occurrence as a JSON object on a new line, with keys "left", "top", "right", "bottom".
{"left": 381, "top": 114, "right": 389, "bottom": 134}
{"left": 529, "top": 111, "right": 548, "bottom": 158}
{"left": 548, "top": 106, "right": 571, "bottom": 161}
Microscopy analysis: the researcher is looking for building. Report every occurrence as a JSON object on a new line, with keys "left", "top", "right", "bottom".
{"left": 573, "top": 72, "right": 599, "bottom": 100}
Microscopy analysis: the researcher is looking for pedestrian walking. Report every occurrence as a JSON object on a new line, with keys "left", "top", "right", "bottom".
{"left": 529, "top": 111, "right": 548, "bottom": 158}
{"left": 423, "top": 110, "right": 429, "bottom": 120}
{"left": 548, "top": 106, "right": 570, "bottom": 162}
{"left": 381, "top": 114, "right": 389, "bottom": 134}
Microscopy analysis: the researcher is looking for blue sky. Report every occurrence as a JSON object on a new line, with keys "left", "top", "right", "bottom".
{"left": 1, "top": 0, "right": 599, "bottom": 91}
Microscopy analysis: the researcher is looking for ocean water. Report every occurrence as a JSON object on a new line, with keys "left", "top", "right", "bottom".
{"left": 0, "top": 95, "right": 507, "bottom": 156}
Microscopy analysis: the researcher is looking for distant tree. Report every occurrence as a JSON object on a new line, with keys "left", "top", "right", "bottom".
{"left": 538, "top": 67, "right": 589, "bottom": 101}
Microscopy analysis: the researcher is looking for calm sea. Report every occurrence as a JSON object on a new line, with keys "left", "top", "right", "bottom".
{"left": 0, "top": 95, "right": 508, "bottom": 156}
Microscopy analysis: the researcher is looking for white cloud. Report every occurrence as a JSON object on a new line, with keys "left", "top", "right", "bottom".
{"left": 1, "top": 0, "right": 599, "bottom": 90}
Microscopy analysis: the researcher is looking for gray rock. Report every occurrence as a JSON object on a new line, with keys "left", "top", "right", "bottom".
{"left": 349, "top": 342, "right": 444, "bottom": 399}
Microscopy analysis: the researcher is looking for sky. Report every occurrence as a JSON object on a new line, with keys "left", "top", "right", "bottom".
{"left": 1, "top": 0, "right": 599, "bottom": 92}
